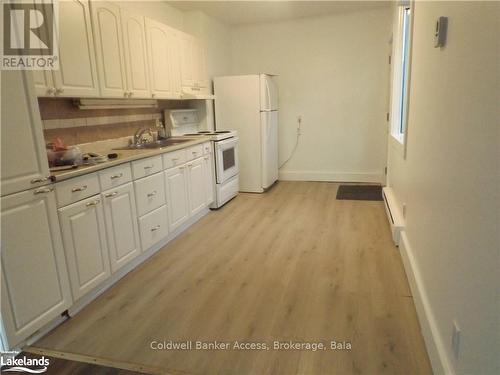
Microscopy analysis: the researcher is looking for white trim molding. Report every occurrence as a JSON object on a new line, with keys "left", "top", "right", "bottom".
{"left": 279, "top": 170, "right": 384, "bottom": 184}
{"left": 399, "top": 232, "right": 455, "bottom": 375}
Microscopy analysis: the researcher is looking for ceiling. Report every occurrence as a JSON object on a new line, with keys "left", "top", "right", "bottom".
{"left": 167, "top": 1, "right": 391, "bottom": 26}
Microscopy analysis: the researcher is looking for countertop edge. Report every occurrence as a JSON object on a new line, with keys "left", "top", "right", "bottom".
{"left": 50, "top": 137, "right": 211, "bottom": 182}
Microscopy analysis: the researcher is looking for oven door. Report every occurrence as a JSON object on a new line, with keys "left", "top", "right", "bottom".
{"left": 215, "top": 137, "right": 239, "bottom": 184}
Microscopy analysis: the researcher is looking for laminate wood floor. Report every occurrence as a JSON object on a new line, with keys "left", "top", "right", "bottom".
{"left": 35, "top": 182, "right": 432, "bottom": 375}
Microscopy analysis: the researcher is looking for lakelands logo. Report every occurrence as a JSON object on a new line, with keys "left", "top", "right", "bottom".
{"left": 1, "top": 353, "right": 49, "bottom": 373}
{"left": 1, "top": 0, "right": 59, "bottom": 70}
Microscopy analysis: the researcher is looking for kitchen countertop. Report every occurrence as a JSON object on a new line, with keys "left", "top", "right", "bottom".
{"left": 51, "top": 136, "right": 211, "bottom": 182}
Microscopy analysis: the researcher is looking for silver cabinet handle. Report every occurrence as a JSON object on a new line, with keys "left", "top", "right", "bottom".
{"left": 110, "top": 173, "right": 123, "bottom": 179}
{"left": 71, "top": 185, "right": 87, "bottom": 192}
{"left": 124, "top": 92, "right": 128, "bottom": 97}
{"left": 86, "top": 199, "right": 100, "bottom": 207}
{"left": 192, "top": 87, "right": 201, "bottom": 91}
{"left": 31, "top": 176, "right": 51, "bottom": 184}
{"left": 147, "top": 190, "right": 157, "bottom": 197}
{"left": 187, "top": 164, "right": 193, "bottom": 167}
{"left": 192, "top": 151, "right": 198, "bottom": 155}
{"left": 150, "top": 225, "right": 160, "bottom": 232}
{"left": 172, "top": 158, "right": 179, "bottom": 161}
{"left": 144, "top": 165, "right": 154, "bottom": 170}
{"left": 179, "top": 166, "right": 185, "bottom": 170}
{"left": 151, "top": 93, "right": 156, "bottom": 98}
{"left": 204, "top": 156, "right": 209, "bottom": 160}
{"left": 34, "top": 187, "right": 54, "bottom": 195}
{"left": 47, "top": 87, "right": 56, "bottom": 95}
{"left": 56, "top": 88, "right": 64, "bottom": 94}
{"left": 105, "top": 191, "right": 118, "bottom": 198}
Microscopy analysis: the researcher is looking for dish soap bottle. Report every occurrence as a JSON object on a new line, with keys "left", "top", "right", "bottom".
{"left": 156, "top": 119, "right": 167, "bottom": 139}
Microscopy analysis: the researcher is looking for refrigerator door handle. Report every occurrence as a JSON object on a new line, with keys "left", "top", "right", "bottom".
{"left": 265, "top": 78, "right": 271, "bottom": 111}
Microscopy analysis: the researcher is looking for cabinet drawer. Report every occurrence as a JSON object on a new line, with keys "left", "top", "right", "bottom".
{"left": 98, "top": 163, "right": 132, "bottom": 191}
{"left": 134, "top": 172, "right": 166, "bottom": 216}
{"left": 162, "top": 149, "right": 187, "bottom": 169}
{"left": 202, "top": 142, "right": 212, "bottom": 155}
{"left": 131, "top": 155, "right": 162, "bottom": 179}
{"left": 186, "top": 144, "right": 203, "bottom": 161}
{"left": 55, "top": 173, "right": 100, "bottom": 208}
{"left": 138, "top": 205, "right": 168, "bottom": 251}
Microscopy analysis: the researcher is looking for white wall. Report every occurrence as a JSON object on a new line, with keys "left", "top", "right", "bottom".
{"left": 184, "top": 11, "right": 232, "bottom": 79}
{"left": 386, "top": 2, "right": 500, "bottom": 374}
{"left": 230, "top": 8, "right": 392, "bottom": 183}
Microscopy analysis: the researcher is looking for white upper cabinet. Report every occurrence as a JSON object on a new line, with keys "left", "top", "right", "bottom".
{"left": 58, "top": 195, "right": 111, "bottom": 301}
{"left": 180, "top": 33, "right": 209, "bottom": 94}
{"left": 32, "top": 2, "right": 209, "bottom": 99}
{"left": 145, "top": 18, "right": 181, "bottom": 99}
{"left": 102, "top": 182, "right": 141, "bottom": 273}
{"left": 1, "top": 71, "right": 51, "bottom": 196}
{"left": 1, "top": 188, "right": 72, "bottom": 348}
{"left": 53, "top": 0, "right": 100, "bottom": 97}
{"left": 91, "top": 1, "right": 127, "bottom": 98}
{"left": 120, "top": 9, "right": 151, "bottom": 98}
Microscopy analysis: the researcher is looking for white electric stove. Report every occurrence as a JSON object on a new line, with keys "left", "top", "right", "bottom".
{"left": 182, "top": 130, "right": 239, "bottom": 208}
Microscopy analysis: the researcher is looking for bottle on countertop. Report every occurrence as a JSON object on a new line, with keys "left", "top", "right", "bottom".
{"left": 156, "top": 118, "right": 167, "bottom": 139}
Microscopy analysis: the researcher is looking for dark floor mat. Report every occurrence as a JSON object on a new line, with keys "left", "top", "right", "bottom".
{"left": 336, "top": 185, "right": 383, "bottom": 201}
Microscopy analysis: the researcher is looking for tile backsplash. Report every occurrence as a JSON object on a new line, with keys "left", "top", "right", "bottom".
{"left": 39, "top": 98, "right": 190, "bottom": 146}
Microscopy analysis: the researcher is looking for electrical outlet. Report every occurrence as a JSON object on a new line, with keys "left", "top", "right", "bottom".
{"left": 452, "top": 320, "right": 461, "bottom": 359}
{"left": 297, "top": 116, "right": 302, "bottom": 135}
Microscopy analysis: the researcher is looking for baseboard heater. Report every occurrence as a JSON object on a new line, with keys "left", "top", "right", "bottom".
{"left": 382, "top": 187, "right": 405, "bottom": 246}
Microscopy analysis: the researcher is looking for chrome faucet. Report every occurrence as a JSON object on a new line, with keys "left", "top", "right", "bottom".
{"left": 133, "top": 127, "right": 153, "bottom": 145}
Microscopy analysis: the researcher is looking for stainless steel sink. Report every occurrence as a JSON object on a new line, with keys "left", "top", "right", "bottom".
{"left": 114, "top": 138, "right": 191, "bottom": 150}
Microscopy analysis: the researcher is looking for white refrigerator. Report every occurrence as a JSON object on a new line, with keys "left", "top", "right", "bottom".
{"left": 213, "top": 74, "right": 278, "bottom": 193}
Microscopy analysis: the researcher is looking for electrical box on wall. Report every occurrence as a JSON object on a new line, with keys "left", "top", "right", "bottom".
{"left": 434, "top": 16, "right": 448, "bottom": 48}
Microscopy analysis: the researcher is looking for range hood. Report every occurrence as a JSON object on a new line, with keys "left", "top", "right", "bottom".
{"left": 181, "top": 92, "right": 215, "bottom": 100}
{"left": 76, "top": 98, "right": 158, "bottom": 109}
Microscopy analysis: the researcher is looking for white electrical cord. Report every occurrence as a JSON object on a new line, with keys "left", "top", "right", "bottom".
{"left": 279, "top": 116, "right": 301, "bottom": 168}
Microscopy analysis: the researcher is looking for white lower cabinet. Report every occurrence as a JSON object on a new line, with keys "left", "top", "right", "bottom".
{"left": 203, "top": 154, "right": 214, "bottom": 205}
{"left": 102, "top": 183, "right": 141, "bottom": 273}
{"left": 1, "top": 188, "right": 72, "bottom": 348}
{"left": 58, "top": 195, "right": 111, "bottom": 301}
{"left": 138, "top": 205, "right": 169, "bottom": 251}
{"left": 164, "top": 165, "right": 189, "bottom": 231}
{"left": 187, "top": 157, "right": 207, "bottom": 216}
{"left": 134, "top": 172, "right": 166, "bottom": 217}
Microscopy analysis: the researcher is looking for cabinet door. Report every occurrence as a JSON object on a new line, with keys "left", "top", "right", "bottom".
{"left": 165, "top": 166, "right": 189, "bottom": 231}
{"left": 203, "top": 154, "right": 215, "bottom": 205}
{"left": 145, "top": 18, "right": 180, "bottom": 99}
{"left": 187, "top": 158, "right": 206, "bottom": 216}
{"left": 59, "top": 196, "right": 110, "bottom": 301}
{"left": 193, "top": 38, "right": 208, "bottom": 89}
{"left": 53, "top": 0, "right": 99, "bottom": 97}
{"left": 179, "top": 32, "right": 195, "bottom": 89}
{"left": 121, "top": 9, "right": 150, "bottom": 98}
{"left": 33, "top": 70, "right": 55, "bottom": 97}
{"left": 91, "top": 1, "right": 127, "bottom": 98}
{"left": 1, "top": 188, "right": 72, "bottom": 349}
{"left": 102, "top": 183, "right": 141, "bottom": 273}
{"left": 1, "top": 71, "right": 51, "bottom": 196}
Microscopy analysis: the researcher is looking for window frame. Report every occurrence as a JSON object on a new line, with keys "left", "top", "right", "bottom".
{"left": 389, "top": 3, "right": 414, "bottom": 157}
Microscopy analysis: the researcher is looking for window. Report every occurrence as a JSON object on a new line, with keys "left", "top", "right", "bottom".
{"left": 390, "top": 5, "right": 413, "bottom": 148}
